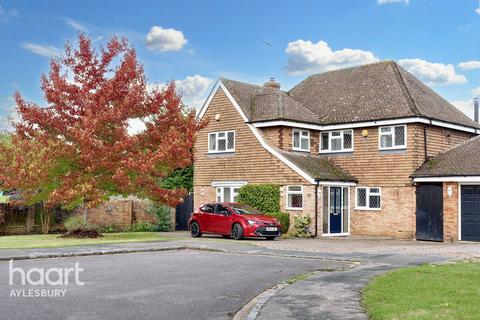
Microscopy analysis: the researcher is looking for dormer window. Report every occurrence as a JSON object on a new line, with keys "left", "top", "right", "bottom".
{"left": 292, "top": 129, "right": 310, "bottom": 152}
{"left": 208, "top": 131, "right": 235, "bottom": 153}
{"left": 320, "top": 130, "right": 353, "bottom": 153}
{"left": 379, "top": 125, "right": 406, "bottom": 150}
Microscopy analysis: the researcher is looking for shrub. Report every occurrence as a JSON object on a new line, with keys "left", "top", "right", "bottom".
{"left": 102, "top": 224, "right": 120, "bottom": 233}
{"left": 293, "top": 215, "right": 311, "bottom": 238}
{"left": 129, "top": 222, "right": 159, "bottom": 232}
{"left": 62, "top": 216, "right": 101, "bottom": 238}
{"left": 238, "top": 184, "right": 280, "bottom": 214}
{"left": 147, "top": 203, "right": 172, "bottom": 232}
{"left": 267, "top": 212, "right": 290, "bottom": 233}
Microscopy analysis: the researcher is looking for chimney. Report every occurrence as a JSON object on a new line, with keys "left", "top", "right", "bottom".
{"left": 475, "top": 98, "right": 479, "bottom": 123}
{"left": 263, "top": 77, "right": 280, "bottom": 90}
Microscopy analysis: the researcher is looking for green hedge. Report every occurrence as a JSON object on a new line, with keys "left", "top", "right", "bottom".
{"left": 238, "top": 184, "right": 280, "bottom": 213}
{"left": 238, "top": 184, "right": 290, "bottom": 232}
{"left": 268, "top": 212, "right": 290, "bottom": 233}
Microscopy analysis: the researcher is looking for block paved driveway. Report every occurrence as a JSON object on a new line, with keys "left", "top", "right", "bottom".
{"left": 247, "top": 236, "right": 480, "bottom": 259}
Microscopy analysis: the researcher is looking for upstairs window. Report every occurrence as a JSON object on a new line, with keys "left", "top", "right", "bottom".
{"left": 379, "top": 125, "right": 406, "bottom": 150}
{"left": 292, "top": 129, "right": 310, "bottom": 151}
{"left": 208, "top": 131, "right": 235, "bottom": 153}
{"left": 320, "top": 130, "right": 353, "bottom": 153}
{"left": 356, "top": 187, "right": 381, "bottom": 210}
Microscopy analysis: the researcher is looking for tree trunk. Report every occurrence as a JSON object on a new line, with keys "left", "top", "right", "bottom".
{"left": 83, "top": 206, "right": 88, "bottom": 223}
{"left": 40, "top": 207, "right": 52, "bottom": 234}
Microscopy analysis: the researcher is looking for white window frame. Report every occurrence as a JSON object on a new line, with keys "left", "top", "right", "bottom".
{"left": 378, "top": 125, "right": 407, "bottom": 150}
{"left": 319, "top": 129, "right": 354, "bottom": 153}
{"left": 286, "top": 185, "right": 304, "bottom": 210}
{"left": 292, "top": 129, "right": 310, "bottom": 152}
{"left": 215, "top": 186, "right": 241, "bottom": 203}
{"left": 208, "top": 130, "right": 235, "bottom": 153}
{"left": 355, "top": 187, "right": 382, "bottom": 211}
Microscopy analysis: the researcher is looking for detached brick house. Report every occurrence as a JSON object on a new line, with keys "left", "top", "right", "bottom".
{"left": 193, "top": 61, "right": 480, "bottom": 242}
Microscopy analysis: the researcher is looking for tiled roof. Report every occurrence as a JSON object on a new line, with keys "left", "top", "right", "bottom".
{"left": 412, "top": 136, "right": 480, "bottom": 177}
{"left": 221, "top": 61, "right": 480, "bottom": 129}
{"left": 277, "top": 149, "right": 356, "bottom": 182}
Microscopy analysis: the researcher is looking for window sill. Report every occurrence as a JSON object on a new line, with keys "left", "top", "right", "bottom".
{"left": 354, "top": 207, "right": 382, "bottom": 211}
{"left": 319, "top": 149, "right": 353, "bottom": 154}
{"left": 207, "top": 152, "right": 235, "bottom": 158}
{"left": 378, "top": 146, "right": 406, "bottom": 151}
{"left": 292, "top": 148, "right": 310, "bottom": 153}
{"left": 286, "top": 207, "right": 303, "bottom": 211}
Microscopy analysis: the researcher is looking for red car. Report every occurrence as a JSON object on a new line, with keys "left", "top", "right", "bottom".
{"left": 188, "top": 202, "right": 282, "bottom": 240}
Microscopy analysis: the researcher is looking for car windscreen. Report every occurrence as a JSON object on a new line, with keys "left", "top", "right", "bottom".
{"left": 229, "top": 204, "right": 261, "bottom": 214}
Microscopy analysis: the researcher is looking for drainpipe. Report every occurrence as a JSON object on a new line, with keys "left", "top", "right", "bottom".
{"left": 423, "top": 119, "right": 432, "bottom": 161}
{"left": 313, "top": 179, "right": 320, "bottom": 237}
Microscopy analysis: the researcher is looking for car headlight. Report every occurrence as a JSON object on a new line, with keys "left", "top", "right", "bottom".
{"left": 247, "top": 220, "right": 257, "bottom": 226}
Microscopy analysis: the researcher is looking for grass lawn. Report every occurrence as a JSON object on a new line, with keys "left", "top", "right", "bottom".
{"left": 363, "top": 262, "right": 480, "bottom": 320}
{"left": 0, "top": 232, "right": 181, "bottom": 249}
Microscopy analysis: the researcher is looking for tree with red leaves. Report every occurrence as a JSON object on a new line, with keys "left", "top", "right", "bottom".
{"left": 0, "top": 34, "right": 205, "bottom": 232}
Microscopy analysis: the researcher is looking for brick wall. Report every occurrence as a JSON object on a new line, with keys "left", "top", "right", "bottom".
{"left": 443, "top": 182, "right": 459, "bottom": 242}
{"left": 76, "top": 198, "right": 159, "bottom": 229}
{"left": 350, "top": 186, "right": 416, "bottom": 238}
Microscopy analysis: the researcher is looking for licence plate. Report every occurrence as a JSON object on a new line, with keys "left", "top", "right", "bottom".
{"left": 266, "top": 227, "right": 277, "bottom": 232}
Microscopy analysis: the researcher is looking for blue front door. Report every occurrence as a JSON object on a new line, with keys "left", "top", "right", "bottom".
{"left": 329, "top": 187, "right": 342, "bottom": 233}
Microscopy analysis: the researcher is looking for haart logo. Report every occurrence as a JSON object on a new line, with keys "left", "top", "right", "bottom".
{"left": 8, "top": 260, "right": 85, "bottom": 298}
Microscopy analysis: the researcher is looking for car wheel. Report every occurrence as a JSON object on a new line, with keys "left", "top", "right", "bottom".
{"left": 190, "top": 222, "right": 202, "bottom": 237}
{"left": 232, "top": 223, "right": 244, "bottom": 240}
{"left": 266, "top": 236, "right": 275, "bottom": 241}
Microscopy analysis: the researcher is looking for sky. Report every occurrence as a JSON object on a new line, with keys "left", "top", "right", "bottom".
{"left": 1, "top": 0, "right": 480, "bottom": 130}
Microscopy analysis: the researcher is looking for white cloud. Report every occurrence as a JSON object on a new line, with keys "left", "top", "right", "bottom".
{"left": 148, "top": 75, "right": 213, "bottom": 109}
{"left": 458, "top": 60, "right": 480, "bottom": 70}
{"left": 476, "top": 8, "right": 480, "bottom": 14}
{"left": 472, "top": 86, "right": 480, "bottom": 97}
{"left": 0, "top": 5, "right": 19, "bottom": 21}
{"left": 145, "top": 26, "right": 187, "bottom": 52}
{"left": 62, "top": 18, "right": 88, "bottom": 32}
{"left": 377, "top": 0, "right": 409, "bottom": 4}
{"left": 21, "top": 43, "right": 61, "bottom": 58}
{"left": 398, "top": 58, "right": 467, "bottom": 85}
{"left": 127, "top": 118, "right": 147, "bottom": 136}
{"left": 452, "top": 99, "right": 474, "bottom": 119}
{"left": 285, "top": 40, "right": 379, "bottom": 76}
{"left": 0, "top": 104, "right": 19, "bottom": 132}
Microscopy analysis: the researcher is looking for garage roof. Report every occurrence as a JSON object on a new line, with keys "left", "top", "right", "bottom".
{"left": 413, "top": 136, "right": 480, "bottom": 177}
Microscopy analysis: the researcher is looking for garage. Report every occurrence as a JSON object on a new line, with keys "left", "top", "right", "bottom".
{"left": 461, "top": 185, "right": 480, "bottom": 241}
{"left": 412, "top": 136, "right": 480, "bottom": 242}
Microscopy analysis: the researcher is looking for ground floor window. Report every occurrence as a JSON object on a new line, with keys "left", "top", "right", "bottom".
{"left": 356, "top": 187, "right": 381, "bottom": 210}
{"left": 216, "top": 186, "right": 240, "bottom": 203}
{"left": 286, "top": 186, "right": 303, "bottom": 210}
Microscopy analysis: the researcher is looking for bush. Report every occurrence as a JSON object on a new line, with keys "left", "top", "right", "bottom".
{"left": 62, "top": 216, "right": 101, "bottom": 238}
{"left": 238, "top": 184, "right": 280, "bottom": 214}
{"left": 267, "top": 212, "right": 290, "bottom": 233}
{"left": 129, "top": 222, "right": 159, "bottom": 232}
{"left": 293, "top": 215, "right": 311, "bottom": 238}
{"left": 102, "top": 224, "right": 120, "bottom": 233}
{"left": 147, "top": 203, "right": 172, "bottom": 232}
